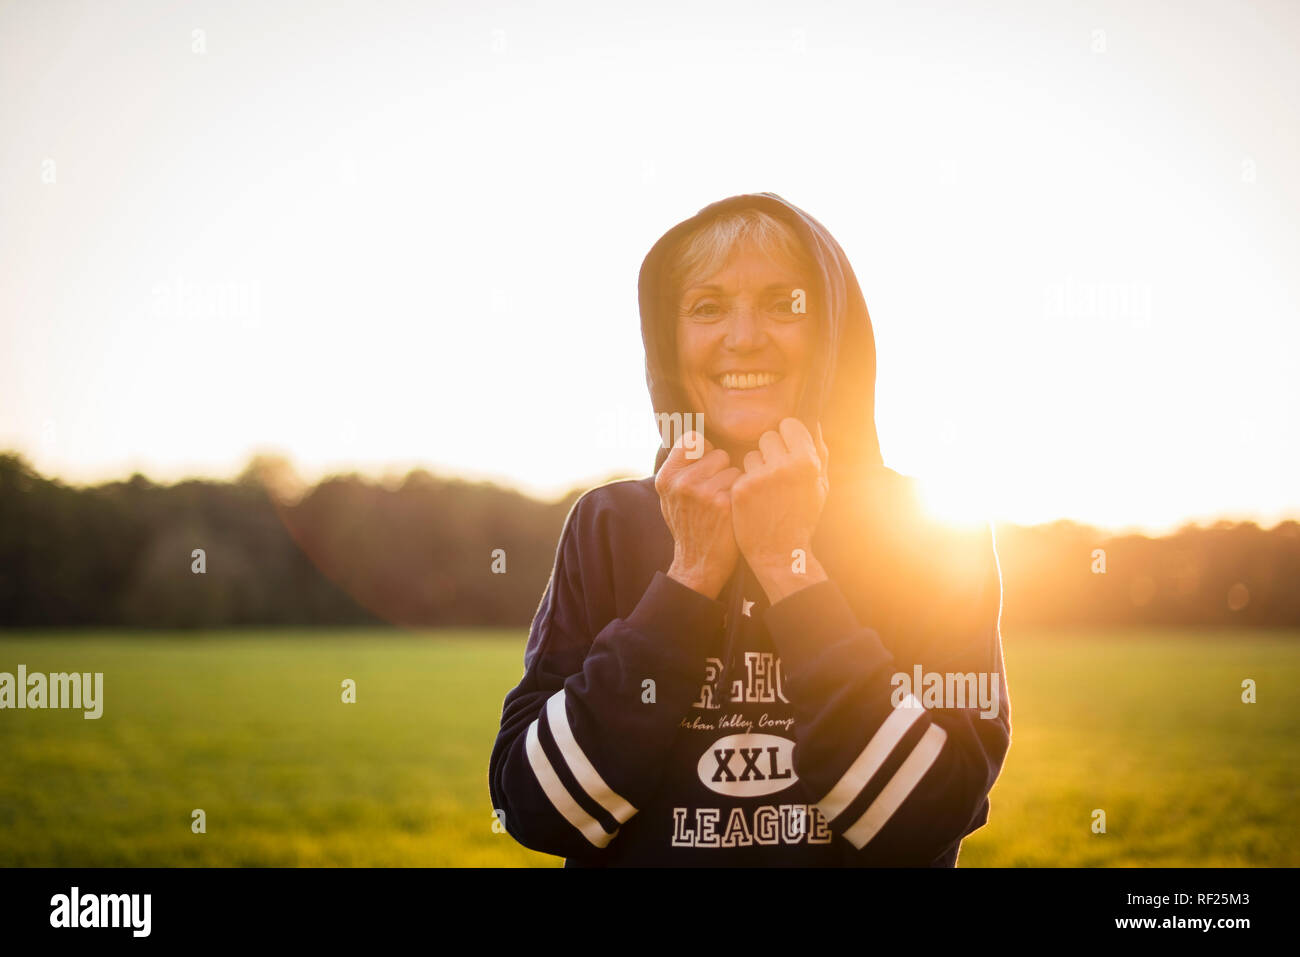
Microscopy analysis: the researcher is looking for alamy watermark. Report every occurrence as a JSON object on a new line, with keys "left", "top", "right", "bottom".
{"left": 890, "top": 665, "right": 1000, "bottom": 719}
{"left": 592, "top": 408, "right": 707, "bottom": 459}
{"left": 50, "top": 887, "right": 150, "bottom": 937}
{"left": 0, "top": 665, "right": 104, "bottom": 719}
{"left": 151, "top": 274, "right": 262, "bottom": 329}
{"left": 1043, "top": 276, "right": 1152, "bottom": 329}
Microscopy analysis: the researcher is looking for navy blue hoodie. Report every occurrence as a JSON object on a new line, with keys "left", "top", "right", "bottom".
{"left": 488, "top": 192, "right": 1010, "bottom": 866}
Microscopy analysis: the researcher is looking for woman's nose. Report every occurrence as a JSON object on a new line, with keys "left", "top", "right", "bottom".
{"left": 723, "top": 303, "right": 764, "bottom": 352}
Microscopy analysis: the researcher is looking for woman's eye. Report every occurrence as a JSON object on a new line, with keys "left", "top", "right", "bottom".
{"left": 691, "top": 301, "right": 720, "bottom": 317}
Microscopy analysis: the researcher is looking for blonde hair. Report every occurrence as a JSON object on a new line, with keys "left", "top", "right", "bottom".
{"left": 666, "top": 209, "right": 814, "bottom": 308}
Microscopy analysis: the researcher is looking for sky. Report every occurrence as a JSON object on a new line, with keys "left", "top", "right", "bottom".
{"left": 2, "top": 0, "right": 1298, "bottom": 534}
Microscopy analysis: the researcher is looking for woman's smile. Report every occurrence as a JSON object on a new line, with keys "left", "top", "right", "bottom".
{"left": 675, "top": 237, "right": 816, "bottom": 461}
{"left": 713, "top": 371, "right": 785, "bottom": 391}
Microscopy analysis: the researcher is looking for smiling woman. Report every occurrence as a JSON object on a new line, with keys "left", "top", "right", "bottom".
{"left": 671, "top": 210, "right": 819, "bottom": 467}
{"left": 488, "top": 192, "right": 1010, "bottom": 868}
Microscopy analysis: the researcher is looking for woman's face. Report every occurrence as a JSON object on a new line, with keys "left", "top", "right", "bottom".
{"left": 675, "top": 238, "right": 817, "bottom": 457}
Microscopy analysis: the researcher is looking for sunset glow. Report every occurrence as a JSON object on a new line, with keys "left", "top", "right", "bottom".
{"left": 2, "top": 1, "right": 1296, "bottom": 534}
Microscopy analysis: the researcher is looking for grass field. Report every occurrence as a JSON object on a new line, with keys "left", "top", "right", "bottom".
{"left": 0, "top": 628, "right": 1296, "bottom": 866}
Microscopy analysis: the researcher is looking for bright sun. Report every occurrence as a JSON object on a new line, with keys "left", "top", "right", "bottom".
{"left": 915, "top": 471, "right": 1003, "bottom": 530}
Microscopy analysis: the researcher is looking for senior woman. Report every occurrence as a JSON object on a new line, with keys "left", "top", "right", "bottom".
{"left": 488, "top": 192, "right": 1010, "bottom": 866}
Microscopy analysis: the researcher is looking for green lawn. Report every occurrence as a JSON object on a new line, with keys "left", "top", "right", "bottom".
{"left": 0, "top": 628, "right": 1295, "bottom": 866}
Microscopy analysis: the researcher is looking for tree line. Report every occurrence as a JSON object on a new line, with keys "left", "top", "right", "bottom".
{"left": 1, "top": 452, "right": 1296, "bottom": 630}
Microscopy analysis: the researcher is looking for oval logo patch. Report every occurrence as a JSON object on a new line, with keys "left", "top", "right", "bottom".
{"left": 697, "top": 733, "right": 798, "bottom": 797}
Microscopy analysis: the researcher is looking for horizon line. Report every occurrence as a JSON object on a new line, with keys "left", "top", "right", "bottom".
{"left": 4, "top": 447, "right": 1299, "bottom": 540}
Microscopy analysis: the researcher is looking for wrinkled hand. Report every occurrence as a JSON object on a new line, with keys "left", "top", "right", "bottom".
{"left": 655, "top": 431, "right": 742, "bottom": 600}
{"left": 731, "top": 418, "right": 830, "bottom": 603}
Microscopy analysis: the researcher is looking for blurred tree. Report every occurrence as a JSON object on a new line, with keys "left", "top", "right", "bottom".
{"left": 0, "top": 451, "right": 1295, "bottom": 630}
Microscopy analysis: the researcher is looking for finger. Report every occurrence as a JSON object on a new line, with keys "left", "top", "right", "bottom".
{"left": 683, "top": 447, "right": 732, "bottom": 482}
{"left": 700, "top": 466, "right": 742, "bottom": 498}
{"left": 743, "top": 450, "right": 764, "bottom": 474}
{"left": 658, "top": 430, "right": 711, "bottom": 486}
{"left": 680, "top": 429, "right": 713, "bottom": 463}
{"left": 758, "top": 429, "right": 787, "bottom": 465}
{"left": 656, "top": 444, "right": 686, "bottom": 489}
{"left": 779, "top": 417, "right": 817, "bottom": 463}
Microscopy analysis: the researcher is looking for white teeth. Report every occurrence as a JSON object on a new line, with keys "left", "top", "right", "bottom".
{"left": 718, "top": 372, "right": 782, "bottom": 390}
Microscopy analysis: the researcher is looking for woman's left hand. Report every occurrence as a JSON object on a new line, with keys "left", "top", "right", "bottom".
{"left": 731, "top": 418, "right": 831, "bottom": 603}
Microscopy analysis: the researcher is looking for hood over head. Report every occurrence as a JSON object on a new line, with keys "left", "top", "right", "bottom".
{"left": 637, "top": 192, "right": 888, "bottom": 688}
{"left": 638, "top": 191, "right": 883, "bottom": 477}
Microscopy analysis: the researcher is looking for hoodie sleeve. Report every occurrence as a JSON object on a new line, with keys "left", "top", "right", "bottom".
{"left": 488, "top": 488, "right": 725, "bottom": 862}
{"left": 761, "top": 522, "right": 1010, "bottom": 865}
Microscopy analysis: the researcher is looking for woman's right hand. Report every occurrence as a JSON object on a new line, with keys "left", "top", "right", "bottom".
{"left": 655, "top": 431, "right": 742, "bottom": 600}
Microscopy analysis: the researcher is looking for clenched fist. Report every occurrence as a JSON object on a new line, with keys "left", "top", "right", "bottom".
{"left": 655, "top": 431, "right": 742, "bottom": 600}
{"left": 731, "top": 417, "right": 830, "bottom": 603}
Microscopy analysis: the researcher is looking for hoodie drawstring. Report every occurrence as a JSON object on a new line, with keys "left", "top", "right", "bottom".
{"left": 717, "top": 562, "right": 746, "bottom": 706}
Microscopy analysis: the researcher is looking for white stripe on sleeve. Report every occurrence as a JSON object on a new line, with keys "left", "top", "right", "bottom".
{"left": 524, "top": 718, "right": 617, "bottom": 848}
{"left": 815, "top": 692, "right": 926, "bottom": 822}
{"left": 544, "top": 690, "right": 637, "bottom": 824}
{"left": 842, "top": 723, "right": 948, "bottom": 849}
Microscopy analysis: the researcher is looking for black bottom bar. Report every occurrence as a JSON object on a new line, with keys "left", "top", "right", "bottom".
{"left": 0, "top": 866, "right": 1281, "bottom": 944}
